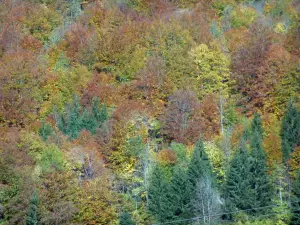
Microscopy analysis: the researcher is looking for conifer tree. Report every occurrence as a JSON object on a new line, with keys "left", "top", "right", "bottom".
{"left": 168, "top": 167, "right": 189, "bottom": 221}
{"left": 281, "top": 102, "right": 300, "bottom": 163}
{"left": 39, "top": 120, "right": 52, "bottom": 141}
{"left": 80, "top": 108, "right": 97, "bottom": 134}
{"left": 119, "top": 212, "right": 135, "bottom": 225}
{"left": 26, "top": 190, "right": 39, "bottom": 225}
{"left": 291, "top": 170, "right": 300, "bottom": 224}
{"left": 187, "top": 140, "right": 214, "bottom": 189}
{"left": 249, "top": 114, "right": 272, "bottom": 210}
{"left": 67, "top": 96, "right": 81, "bottom": 139}
{"left": 224, "top": 140, "right": 252, "bottom": 212}
{"left": 92, "top": 97, "right": 108, "bottom": 125}
{"left": 148, "top": 165, "right": 171, "bottom": 223}
{"left": 186, "top": 140, "right": 216, "bottom": 218}
{"left": 251, "top": 113, "right": 264, "bottom": 137}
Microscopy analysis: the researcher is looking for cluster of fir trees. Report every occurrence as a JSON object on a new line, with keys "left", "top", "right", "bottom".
{"left": 148, "top": 140, "right": 221, "bottom": 224}
{"left": 52, "top": 96, "right": 108, "bottom": 140}
{"left": 223, "top": 113, "right": 272, "bottom": 216}
{"left": 147, "top": 110, "right": 300, "bottom": 224}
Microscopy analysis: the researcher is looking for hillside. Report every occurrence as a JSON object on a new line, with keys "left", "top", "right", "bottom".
{"left": 0, "top": 0, "right": 299, "bottom": 224}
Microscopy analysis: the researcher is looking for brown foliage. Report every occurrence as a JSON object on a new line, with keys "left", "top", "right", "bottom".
{"left": 162, "top": 89, "right": 202, "bottom": 144}
{"left": 157, "top": 149, "right": 177, "bottom": 165}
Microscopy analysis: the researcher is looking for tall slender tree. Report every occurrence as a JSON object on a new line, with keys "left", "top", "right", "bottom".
{"left": 148, "top": 165, "right": 171, "bottom": 223}
{"left": 291, "top": 170, "right": 300, "bottom": 224}
{"left": 26, "top": 190, "right": 39, "bottom": 225}
{"left": 168, "top": 167, "right": 189, "bottom": 222}
{"left": 224, "top": 140, "right": 252, "bottom": 212}
{"left": 249, "top": 114, "right": 272, "bottom": 210}
{"left": 281, "top": 102, "right": 300, "bottom": 163}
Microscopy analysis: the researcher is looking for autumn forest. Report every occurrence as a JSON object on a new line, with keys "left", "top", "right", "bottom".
{"left": 0, "top": 0, "right": 299, "bottom": 224}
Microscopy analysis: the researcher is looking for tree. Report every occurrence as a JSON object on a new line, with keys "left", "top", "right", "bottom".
{"left": 291, "top": 170, "right": 300, "bottom": 224}
{"left": 92, "top": 97, "right": 108, "bottom": 125}
{"left": 281, "top": 102, "right": 300, "bottom": 164}
{"left": 119, "top": 212, "right": 135, "bottom": 225}
{"left": 26, "top": 190, "right": 39, "bottom": 225}
{"left": 192, "top": 175, "right": 222, "bottom": 225}
{"left": 162, "top": 90, "right": 202, "bottom": 144}
{"left": 80, "top": 108, "right": 97, "bottom": 134}
{"left": 224, "top": 140, "right": 252, "bottom": 212}
{"left": 189, "top": 42, "right": 230, "bottom": 98}
{"left": 39, "top": 120, "right": 53, "bottom": 141}
{"left": 168, "top": 167, "right": 189, "bottom": 221}
{"left": 148, "top": 165, "right": 171, "bottom": 223}
{"left": 249, "top": 115, "right": 273, "bottom": 210}
{"left": 187, "top": 140, "right": 214, "bottom": 189}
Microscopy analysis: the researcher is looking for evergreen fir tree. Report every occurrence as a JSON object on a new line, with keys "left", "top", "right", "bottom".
{"left": 187, "top": 140, "right": 214, "bottom": 189}
{"left": 168, "top": 167, "right": 189, "bottom": 222}
{"left": 281, "top": 102, "right": 300, "bottom": 163}
{"left": 80, "top": 108, "right": 97, "bottom": 134}
{"left": 249, "top": 114, "right": 272, "bottom": 210}
{"left": 251, "top": 112, "right": 264, "bottom": 137}
{"left": 291, "top": 170, "right": 300, "bottom": 224}
{"left": 66, "top": 96, "right": 81, "bottom": 139}
{"left": 224, "top": 140, "right": 252, "bottom": 212}
{"left": 186, "top": 140, "right": 215, "bottom": 218}
{"left": 148, "top": 165, "right": 171, "bottom": 223}
{"left": 25, "top": 190, "right": 39, "bottom": 225}
{"left": 119, "top": 212, "right": 135, "bottom": 225}
{"left": 39, "top": 120, "right": 52, "bottom": 141}
{"left": 92, "top": 97, "right": 108, "bottom": 125}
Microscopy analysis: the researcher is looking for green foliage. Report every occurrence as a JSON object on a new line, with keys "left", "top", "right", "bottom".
{"left": 92, "top": 98, "right": 108, "bottom": 125}
{"left": 224, "top": 140, "right": 252, "bottom": 212}
{"left": 25, "top": 190, "right": 40, "bottom": 225}
{"left": 187, "top": 140, "right": 214, "bottom": 188}
{"left": 80, "top": 108, "right": 98, "bottom": 134}
{"left": 280, "top": 102, "right": 300, "bottom": 163}
{"left": 249, "top": 114, "right": 273, "bottom": 210}
{"left": 168, "top": 167, "right": 189, "bottom": 222}
{"left": 148, "top": 165, "right": 171, "bottom": 223}
{"left": 119, "top": 212, "right": 135, "bottom": 225}
{"left": 38, "top": 120, "right": 53, "bottom": 141}
{"left": 24, "top": 6, "right": 61, "bottom": 43}
{"left": 38, "top": 144, "right": 65, "bottom": 174}
{"left": 55, "top": 96, "right": 108, "bottom": 139}
{"left": 291, "top": 170, "right": 300, "bottom": 224}
{"left": 230, "top": 6, "right": 257, "bottom": 28}
{"left": 189, "top": 43, "right": 230, "bottom": 98}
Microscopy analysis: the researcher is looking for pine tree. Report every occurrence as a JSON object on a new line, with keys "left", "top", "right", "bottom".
{"left": 291, "top": 170, "right": 300, "bottom": 224}
{"left": 26, "top": 190, "right": 39, "bottom": 225}
{"left": 281, "top": 102, "right": 300, "bottom": 163}
{"left": 224, "top": 140, "right": 252, "bottom": 212}
{"left": 249, "top": 114, "right": 272, "bottom": 210}
{"left": 119, "top": 212, "right": 135, "bottom": 225}
{"left": 168, "top": 167, "right": 189, "bottom": 222}
{"left": 148, "top": 165, "right": 171, "bottom": 223}
{"left": 80, "top": 108, "right": 97, "bottom": 134}
{"left": 39, "top": 120, "right": 52, "bottom": 141}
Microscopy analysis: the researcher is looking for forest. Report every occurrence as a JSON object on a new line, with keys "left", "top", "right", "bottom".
{"left": 0, "top": 0, "right": 299, "bottom": 224}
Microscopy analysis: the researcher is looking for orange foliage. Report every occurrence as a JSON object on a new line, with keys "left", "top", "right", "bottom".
{"left": 157, "top": 149, "right": 177, "bottom": 165}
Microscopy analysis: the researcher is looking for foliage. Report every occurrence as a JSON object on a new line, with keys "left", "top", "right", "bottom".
{"left": 25, "top": 190, "right": 39, "bottom": 225}
{"left": 280, "top": 102, "right": 300, "bottom": 164}
{"left": 38, "top": 120, "right": 53, "bottom": 141}
{"left": 189, "top": 42, "right": 231, "bottom": 98}
{"left": 119, "top": 211, "right": 136, "bottom": 225}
